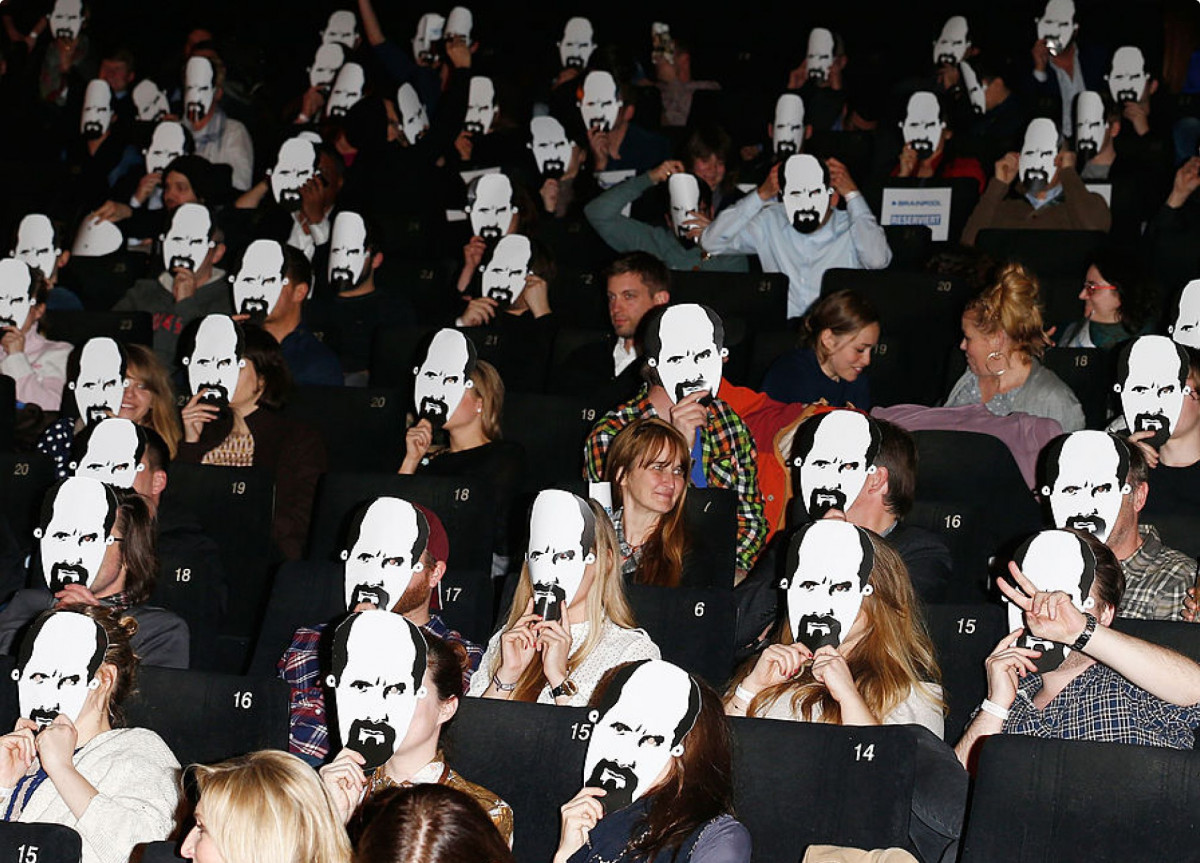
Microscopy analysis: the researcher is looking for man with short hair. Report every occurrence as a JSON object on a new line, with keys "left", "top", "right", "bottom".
{"left": 259, "top": 245, "right": 343, "bottom": 386}
{"left": 182, "top": 53, "right": 253, "bottom": 190}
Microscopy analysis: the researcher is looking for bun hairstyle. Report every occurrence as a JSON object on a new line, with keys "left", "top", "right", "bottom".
{"left": 802, "top": 290, "right": 879, "bottom": 362}
{"left": 963, "top": 262, "right": 1048, "bottom": 358}
{"left": 64, "top": 604, "right": 140, "bottom": 726}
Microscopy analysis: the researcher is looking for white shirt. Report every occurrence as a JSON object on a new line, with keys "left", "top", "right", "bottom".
{"left": 186, "top": 107, "right": 255, "bottom": 191}
{"left": 613, "top": 339, "right": 638, "bottom": 376}
{"left": 755, "top": 681, "right": 946, "bottom": 739}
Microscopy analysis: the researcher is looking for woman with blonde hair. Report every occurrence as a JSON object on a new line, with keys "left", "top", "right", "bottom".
{"left": 944, "top": 262, "right": 1084, "bottom": 431}
{"left": 181, "top": 750, "right": 351, "bottom": 863}
{"left": 468, "top": 497, "right": 660, "bottom": 706}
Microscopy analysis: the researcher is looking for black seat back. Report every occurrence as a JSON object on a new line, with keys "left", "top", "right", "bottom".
{"left": 627, "top": 584, "right": 735, "bottom": 688}
{"left": 924, "top": 603, "right": 1009, "bottom": 741}
{"left": 280, "top": 386, "right": 404, "bottom": 472}
{"left": 0, "top": 452, "right": 55, "bottom": 556}
{"left": 668, "top": 271, "right": 790, "bottom": 331}
{"left": 1040, "top": 347, "right": 1117, "bottom": 430}
{"left": 0, "top": 823, "right": 81, "bottom": 863}
{"left": 41, "top": 310, "right": 153, "bottom": 347}
{"left": 248, "top": 561, "right": 344, "bottom": 677}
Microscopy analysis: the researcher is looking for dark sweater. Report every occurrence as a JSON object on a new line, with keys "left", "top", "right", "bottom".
{"left": 762, "top": 347, "right": 871, "bottom": 409}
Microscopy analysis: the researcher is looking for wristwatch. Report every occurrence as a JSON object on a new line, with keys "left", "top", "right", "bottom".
{"left": 1070, "top": 612, "right": 1098, "bottom": 652}
{"left": 550, "top": 678, "right": 578, "bottom": 699}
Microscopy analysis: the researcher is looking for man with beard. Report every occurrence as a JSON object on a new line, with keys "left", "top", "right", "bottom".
{"left": 181, "top": 54, "right": 254, "bottom": 191}
{"left": 891, "top": 91, "right": 985, "bottom": 193}
{"left": 962, "top": 116, "right": 1110, "bottom": 244}
{"left": 255, "top": 245, "right": 342, "bottom": 386}
{"left": 10, "top": 213, "right": 83, "bottom": 311}
{"left": 702, "top": 153, "right": 890, "bottom": 319}
{"left": 232, "top": 144, "right": 345, "bottom": 261}
{"left": 411, "top": 328, "right": 476, "bottom": 430}
{"left": 578, "top": 68, "right": 670, "bottom": 180}
{"left": 790, "top": 409, "right": 881, "bottom": 521}
{"left": 0, "top": 258, "right": 72, "bottom": 411}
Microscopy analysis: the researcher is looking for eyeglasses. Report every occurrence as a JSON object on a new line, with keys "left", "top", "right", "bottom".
{"left": 1083, "top": 281, "right": 1118, "bottom": 294}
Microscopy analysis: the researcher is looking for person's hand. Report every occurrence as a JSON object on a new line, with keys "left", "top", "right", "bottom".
{"left": 649, "top": 159, "right": 687, "bottom": 184}
{"left": 181, "top": 392, "right": 220, "bottom": 444}
{"left": 1056, "top": 149, "right": 1076, "bottom": 171}
{"left": 1126, "top": 429, "right": 1160, "bottom": 468}
{"left": 757, "top": 162, "right": 780, "bottom": 201}
{"left": 998, "top": 560, "right": 1089, "bottom": 646}
{"left": 1032, "top": 38, "right": 1050, "bottom": 73}
{"left": 171, "top": 267, "right": 199, "bottom": 303}
{"left": 454, "top": 130, "right": 474, "bottom": 161}
{"left": 459, "top": 296, "right": 499, "bottom": 327}
{"left": 667, "top": 390, "right": 709, "bottom": 444}
{"left": 90, "top": 200, "right": 133, "bottom": 223}
{"left": 827, "top": 157, "right": 858, "bottom": 196}
{"left": 498, "top": 598, "right": 540, "bottom": 683}
{"left": 1, "top": 327, "right": 25, "bottom": 356}
{"left": 54, "top": 584, "right": 100, "bottom": 607}
{"left": 983, "top": 626, "right": 1041, "bottom": 709}
{"left": 535, "top": 612, "right": 572, "bottom": 689}
{"left": 0, "top": 727, "right": 34, "bottom": 788}
{"left": 34, "top": 714, "right": 78, "bottom": 777}
{"left": 298, "top": 175, "right": 325, "bottom": 227}
{"left": 786, "top": 60, "right": 808, "bottom": 90}
{"left": 810, "top": 645, "right": 861, "bottom": 704}
{"left": 1183, "top": 587, "right": 1199, "bottom": 623}
{"left": 682, "top": 209, "right": 711, "bottom": 240}
{"left": 994, "top": 152, "right": 1019, "bottom": 185}
{"left": 401, "top": 419, "right": 434, "bottom": 471}
{"left": 1168, "top": 157, "right": 1200, "bottom": 208}
{"left": 554, "top": 787, "right": 606, "bottom": 863}
{"left": 24, "top": 33, "right": 37, "bottom": 52}
{"left": 1122, "top": 99, "right": 1150, "bottom": 136}
{"left": 897, "top": 144, "right": 918, "bottom": 178}
{"left": 935, "top": 62, "right": 961, "bottom": 92}
{"left": 462, "top": 235, "right": 487, "bottom": 273}
{"left": 587, "top": 127, "right": 610, "bottom": 172}
{"left": 522, "top": 274, "right": 551, "bottom": 317}
{"left": 445, "top": 36, "right": 471, "bottom": 69}
{"left": 319, "top": 747, "right": 366, "bottom": 824}
{"left": 133, "top": 172, "right": 162, "bottom": 206}
{"left": 300, "top": 86, "right": 325, "bottom": 122}
{"left": 744, "top": 642, "right": 812, "bottom": 694}
{"left": 540, "top": 177, "right": 560, "bottom": 214}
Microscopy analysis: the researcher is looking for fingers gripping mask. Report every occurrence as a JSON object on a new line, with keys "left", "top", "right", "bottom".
{"left": 806, "top": 28, "right": 836, "bottom": 84}
{"left": 578, "top": 71, "right": 622, "bottom": 133}
{"left": 667, "top": 173, "right": 702, "bottom": 247}
{"left": 559, "top": 17, "right": 596, "bottom": 70}
{"left": 396, "top": 83, "right": 429, "bottom": 144}
{"left": 71, "top": 418, "right": 146, "bottom": 488}
{"left": 321, "top": 10, "right": 358, "bottom": 48}
{"left": 328, "top": 211, "right": 371, "bottom": 293}
{"left": 80, "top": 79, "right": 114, "bottom": 140}
{"left": 309, "top": 42, "right": 347, "bottom": 92}
{"left": 184, "top": 314, "right": 244, "bottom": 407}
{"left": 583, "top": 660, "right": 701, "bottom": 815}
{"left": 466, "top": 173, "right": 516, "bottom": 242}
{"left": 412, "top": 328, "right": 477, "bottom": 429}
{"left": 932, "top": 16, "right": 970, "bottom": 66}
{"left": 183, "top": 56, "right": 216, "bottom": 124}
{"left": 1041, "top": 431, "right": 1131, "bottom": 542}
{"left": 527, "top": 490, "right": 596, "bottom": 624}
{"left": 412, "top": 13, "right": 445, "bottom": 66}
{"left": 1008, "top": 530, "right": 1096, "bottom": 672}
{"left": 1107, "top": 46, "right": 1150, "bottom": 105}
{"left": 49, "top": 0, "right": 84, "bottom": 40}
{"left": 961, "top": 61, "right": 987, "bottom": 115}
{"left": 0, "top": 259, "right": 35, "bottom": 331}
{"left": 269, "top": 137, "right": 319, "bottom": 211}
{"left": 69, "top": 337, "right": 128, "bottom": 426}
{"left": 900, "top": 92, "right": 945, "bottom": 161}
{"left": 529, "top": 116, "right": 572, "bottom": 179}
{"left": 772, "top": 93, "right": 806, "bottom": 158}
{"left": 326, "top": 610, "right": 428, "bottom": 770}
{"left": 14, "top": 611, "right": 107, "bottom": 729}
{"left": 1019, "top": 118, "right": 1059, "bottom": 196}
{"left": 326, "top": 62, "right": 366, "bottom": 119}
{"left": 341, "top": 497, "right": 429, "bottom": 612}
{"left": 480, "top": 234, "right": 531, "bottom": 307}
{"left": 464, "top": 76, "right": 497, "bottom": 135}
{"left": 791, "top": 410, "right": 881, "bottom": 520}
{"left": 144, "top": 121, "right": 189, "bottom": 175}
{"left": 781, "top": 520, "right": 875, "bottom": 651}
{"left": 782, "top": 154, "right": 832, "bottom": 235}
{"left": 231, "top": 239, "right": 288, "bottom": 319}
{"left": 132, "top": 79, "right": 170, "bottom": 122}
{"left": 645, "top": 303, "right": 727, "bottom": 404}
{"left": 160, "top": 203, "right": 214, "bottom": 273}
{"left": 13, "top": 214, "right": 61, "bottom": 280}
{"left": 1171, "top": 280, "right": 1200, "bottom": 349}
{"left": 1115, "top": 335, "right": 1191, "bottom": 450}
{"left": 1036, "top": 0, "right": 1077, "bottom": 56}
{"left": 1073, "top": 91, "right": 1105, "bottom": 163}
{"left": 34, "top": 477, "right": 118, "bottom": 594}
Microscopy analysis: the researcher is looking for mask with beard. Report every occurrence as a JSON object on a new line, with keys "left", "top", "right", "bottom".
{"left": 1115, "top": 335, "right": 1191, "bottom": 450}
{"left": 529, "top": 116, "right": 572, "bottom": 179}
{"left": 645, "top": 304, "right": 726, "bottom": 404}
{"left": 900, "top": 91, "right": 945, "bottom": 161}
{"left": 412, "top": 328, "right": 476, "bottom": 429}
{"left": 772, "top": 93, "right": 805, "bottom": 157}
{"left": 1106, "top": 46, "right": 1150, "bottom": 105}
{"left": 328, "top": 211, "right": 371, "bottom": 293}
{"left": 34, "top": 477, "right": 118, "bottom": 594}
{"left": 230, "top": 239, "right": 288, "bottom": 320}
{"left": 791, "top": 410, "right": 880, "bottom": 520}
{"left": 80, "top": 79, "right": 114, "bottom": 140}
{"left": 479, "top": 234, "right": 531, "bottom": 307}
{"left": 559, "top": 17, "right": 596, "bottom": 70}
{"left": 0, "top": 259, "right": 35, "bottom": 331}
{"left": 14, "top": 611, "right": 107, "bottom": 730}
{"left": 183, "top": 56, "right": 216, "bottom": 125}
{"left": 932, "top": 15, "right": 970, "bottom": 66}
{"left": 578, "top": 71, "right": 622, "bottom": 133}
{"left": 1018, "top": 117, "right": 1059, "bottom": 196}
{"left": 183, "top": 314, "right": 244, "bottom": 407}
{"left": 1041, "top": 431, "right": 1131, "bottom": 542}
{"left": 269, "top": 137, "right": 319, "bottom": 212}
{"left": 1073, "top": 91, "right": 1105, "bottom": 164}
{"left": 465, "top": 173, "right": 516, "bottom": 243}
{"left": 781, "top": 154, "right": 832, "bottom": 234}
{"left": 782, "top": 520, "right": 874, "bottom": 651}
{"left": 69, "top": 337, "right": 128, "bottom": 426}
{"left": 1007, "top": 530, "right": 1096, "bottom": 672}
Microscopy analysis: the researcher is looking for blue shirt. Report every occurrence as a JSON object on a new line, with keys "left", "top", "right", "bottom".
{"left": 281, "top": 325, "right": 343, "bottom": 387}
{"left": 762, "top": 346, "right": 871, "bottom": 409}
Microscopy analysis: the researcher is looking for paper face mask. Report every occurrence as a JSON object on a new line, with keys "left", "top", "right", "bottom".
{"left": 14, "top": 611, "right": 106, "bottom": 728}
{"left": 0, "top": 259, "right": 35, "bottom": 331}
{"left": 412, "top": 328, "right": 476, "bottom": 428}
{"left": 70, "top": 337, "right": 127, "bottom": 425}
{"left": 72, "top": 217, "right": 122, "bottom": 258}
{"left": 326, "top": 62, "right": 365, "bottom": 118}
{"left": 184, "top": 315, "right": 244, "bottom": 406}
{"left": 1171, "top": 280, "right": 1200, "bottom": 349}
{"left": 480, "top": 234, "right": 531, "bottom": 307}
{"left": 645, "top": 304, "right": 726, "bottom": 404}
{"left": 1074, "top": 92, "right": 1105, "bottom": 163}
{"left": 782, "top": 154, "right": 832, "bottom": 234}
{"left": 792, "top": 410, "right": 881, "bottom": 519}
{"left": 49, "top": 0, "right": 84, "bottom": 40}
{"left": 466, "top": 174, "right": 515, "bottom": 241}
{"left": 900, "top": 92, "right": 945, "bottom": 160}
{"left": 327, "top": 610, "right": 428, "bottom": 770}
{"left": 231, "top": 239, "right": 287, "bottom": 318}
{"left": 396, "top": 83, "right": 429, "bottom": 144}
{"left": 80, "top": 79, "right": 113, "bottom": 140}
{"left": 1108, "top": 46, "right": 1150, "bottom": 104}
{"left": 13, "top": 214, "right": 61, "bottom": 280}
{"left": 1115, "top": 335, "right": 1191, "bottom": 450}
{"left": 1041, "top": 431, "right": 1131, "bottom": 542}
{"left": 806, "top": 28, "right": 835, "bottom": 84}
{"left": 1036, "top": 0, "right": 1077, "bottom": 56}
{"left": 933, "top": 16, "right": 970, "bottom": 66}
{"left": 961, "top": 61, "right": 987, "bottom": 114}
{"left": 412, "top": 13, "right": 445, "bottom": 66}
{"left": 528, "top": 490, "right": 596, "bottom": 623}
{"left": 529, "top": 116, "right": 572, "bottom": 178}
{"left": 651, "top": 22, "right": 674, "bottom": 66}
{"left": 309, "top": 42, "right": 347, "bottom": 91}
{"left": 161, "top": 203, "right": 213, "bottom": 273}
{"left": 1008, "top": 530, "right": 1096, "bottom": 671}
{"left": 35, "top": 477, "right": 118, "bottom": 593}
{"left": 184, "top": 56, "right": 216, "bottom": 124}
{"left": 579, "top": 71, "right": 621, "bottom": 133}
{"left": 583, "top": 660, "right": 700, "bottom": 814}
{"left": 667, "top": 173, "right": 702, "bottom": 245}
{"left": 328, "top": 211, "right": 370, "bottom": 292}
{"left": 464, "top": 76, "right": 497, "bottom": 135}
{"left": 342, "top": 497, "right": 429, "bottom": 612}
{"left": 132, "top": 79, "right": 170, "bottom": 122}
{"left": 1019, "top": 118, "right": 1059, "bottom": 195}
{"left": 269, "top": 137, "right": 319, "bottom": 211}
{"left": 72, "top": 418, "right": 145, "bottom": 488}
{"left": 144, "top": 121, "right": 189, "bottom": 174}
{"left": 321, "top": 10, "right": 358, "bottom": 48}
{"left": 773, "top": 93, "right": 805, "bottom": 157}
{"left": 445, "top": 6, "right": 472, "bottom": 44}
{"left": 782, "top": 520, "right": 874, "bottom": 651}
{"left": 559, "top": 17, "right": 596, "bottom": 69}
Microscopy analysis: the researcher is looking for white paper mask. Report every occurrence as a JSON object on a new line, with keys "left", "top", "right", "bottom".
{"left": 479, "top": 234, "right": 531, "bottom": 307}
{"left": 1107, "top": 45, "right": 1150, "bottom": 104}
{"left": 1019, "top": 117, "right": 1059, "bottom": 194}
{"left": 0, "top": 259, "right": 35, "bottom": 330}
{"left": 583, "top": 660, "right": 700, "bottom": 814}
{"left": 144, "top": 121, "right": 189, "bottom": 174}
{"left": 464, "top": 76, "right": 497, "bottom": 135}
{"left": 321, "top": 10, "right": 358, "bottom": 48}
{"left": 773, "top": 93, "right": 806, "bottom": 157}
{"left": 327, "top": 610, "right": 428, "bottom": 770}
{"left": 782, "top": 154, "right": 832, "bottom": 234}
{"left": 309, "top": 42, "right": 347, "bottom": 91}
{"left": 161, "top": 203, "right": 213, "bottom": 273}
{"left": 651, "top": 22, "right": 674, "bottom": 65}
{"left": 326, "top": 62, "right": 365, "bottom": 118}
{"left": 466, "top": 173, "right": 515, "bottom": 241}
{"left": 184, "top": 314, "right": 244, "bottom": 405}
{"left": 1036, "top": 0, "right": 1077, "bottom": 55}
{"left": 782, "top": 520, "right": 874, "bottom": 651}
{"left": 529, "top": 116, "right": 572, "bottom": 178}
{"left": 396, "top": 83, "right": 429, "bottom": 144}
{"left": 70, "top": 337, "right": 127, "bottom": 425}
{"left": 806, "top": 28, "right": 836, "bottom": 84}
{"left": 579, "top": 70, "right": 622, "bottom": 133}
{"left": 412, "top": 13, "right": 446, "bottom": 66}
{"left": 1008, "top": 530, "right": 1095, "bottom": 671}
{"left": 1171, "top": 280, "right": 1200, "bottom": 349}
{"left": 328, "top": 211, "right": 370, "bottom": 292}
{"left": 792, "top": 410, "right": 880, "bottom": 519}
{"left": 48, "top": 0, "right": 84, "bottom": 40}
{"left": 1115, "top": 335, "right": 1191, "bottom": 450}
{"left": 72, "top": 217, "right": 122, "bottom": 258}
{"left": 961, "top": 61, "right": 987, "bottom": 115}
{"left": 231, "top": 239, "right": 287, "bottom": 318}
{"left": 412, "top": 328, "right": 476, "bottom": 427}
{"left": 1074, "top": 91, "right": 1105, "bottom": 162}
{"left": 14, "top": 611, "right": 106, "bottom": 728}
{"left": 80, "top": 79, "right": 113, "bottom": 140}
{"left": 900, "top": 91, "right": 945, "bottom": 160}
{"left": 646, "top": 304, "right": 726, "bottom": 404}
{"left": 35, "top": 477, "right": 117, "bottom": 593}
{"left": 183, "top": 56, "right": 216, "bottom": 124}
{"left": 13, "top": 214, "right": 61, "bottom": 280}
{"left": 667, "top": 173, "right": 702, "bottom": 244}
{"left": 445, "top": 6, "right": 473, "bottom": 44}
{"left": 528, "top": 489, "right": 596, "bottom": 623}
{"left": 342, "top": 497, "right": 428, "bottom": 611}
{"left": 269, "top": 137, "right": 319, "bottom": 210}
{"left": 1041, "top": 431, "right": 1130, "bottom": 542}
{"left": 72, "top": 418, "right": 145, "bottom": 488}
{"left": 132, "top": 79, "right": 170, "bottom": 122}
{"left": 559, "top": 17, "right": 596, "bottom": 70}
{"left": 933, "top": 16, "right": 970, "bottom": 65}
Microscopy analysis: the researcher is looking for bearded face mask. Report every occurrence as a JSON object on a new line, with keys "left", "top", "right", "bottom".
{"left": 49, "top": 0, "right": 84, "bottom": 40}
{"left": 231, "top": 239, "right": 288, "bottom": 319}
{"left": 645, "top": 304, "right": 726, "bottom": 404}
{"left": 773, "top": 93, "right": 805, "bottom": 157}
{"left": 932, "top": 16, "right": 970, "bottom": 66}
{"left": 309, "top": 42, "right": 347, "bottom": 92}
{"left": 1171, "top": 280, "right": 1200, "bottom": 349}
{"left": 13, "top": 214, "right": 61, "bottom": 280}
{"left": 183, "top": 56, "right": 216, "bottom": 124}
{"left": 326, "top": 62, "right": 365, "bottom": 119}
{"left": 132, "top": 79, "right": 170, "bottom": 122}
{"left": 480, "top": 234, "right": 531, "bottom": 307}
{"left": 71, "top": 418, "right": 145, "bottom": 489}
{"left": 792, "top": 410, "right": 880, "bottom": 520}
{"left": 1036, "top": 0, "right": 1077, "bottom": 56}
{"left": 466, "top": 173, "right": 516, "bottom": 241}
{"left": 80, "top": 79, "right": 114, "bottom": 140}
{"left": 35, "top": 477, "right": 118, "bottom": 593}
{"left": 1115, "top": 335, "right": 1191, "bottom": 450}
{"left": 160, "top": 203, "right": 213, "bottom": 273}
{"left": 464, "top": 76, "right": 497, "bottom": 135}
{"left": 412, "top": 13, "right": 445, "bottom": 66}
{"left": 782, "top": 520, "right": 875, "bottom": 651}
{"left": 70, "top": 337, "right": 127, "bottom": 425}
{"left": 396, "top": 83, "right": 429, "bottom": 144}
{"left": 328, "top": 211, "right": 371, "bottom": 293}
{"left": 0, "top": 259, "right": 35, "bottom": 331}
{"left": 1007, "top": 530, "right": 1096, "bottom": 672}
{"left": 529, "top": 116, "right": 572, "bottom": 178}
{"left": 1041, "top": 431, "right": 1131, "bottom": 542}
{"left": 1107, "top": 46, "right": 1150, "bottom": 104}
{"left": 900, "top": 92, "right": 945, "bottom": 160}
{"left": 579, "top": 71, "right": 622, "bottom": 133}
{"left": 1074, "top": 91, "right": 1105, "bottom": 163}
{"left": 412, "top": 328, "right": 476, "bottom": 428}
{"left": 806, "top": 28, "right": 836, "bottom": 84}
{"left": 667, "top": 173, "right": 702, "bottom": 246}
{"left": 342, "top": 497, "right": 429, "bottom": 612}
{"left": 144, "top": 121, "right": 189, "bottom": 175}
{"left": 781, "top": 154, "right": 832, "bottom": 234}
{"left": 321, "top": 10, "right": 359, "bottom": 48}
{"left": 14, "top": 611, "right": 107, "bottom": 728}
{"left": 1019, "top": 118, "right": 1059, "bottom": 195}
{"left": 269, "top": 137, "right": 319, "bottom": 211}
{"left": 184, "top": 314, "right": 244, "bottom": 407}
{"left": 528, "top": 490, "right": 596, "bottom": 623}
{"left": 559, "top": 17, "right": 596, "bottom": 70}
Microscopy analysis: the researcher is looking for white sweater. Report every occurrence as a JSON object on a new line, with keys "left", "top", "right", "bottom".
{"left": 0, "top": 728, "right": 180, "bottom": 863}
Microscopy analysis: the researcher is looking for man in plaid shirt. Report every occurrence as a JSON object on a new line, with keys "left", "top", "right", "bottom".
{"left": 584, "top": 304, "right": 767, "bottom": 578}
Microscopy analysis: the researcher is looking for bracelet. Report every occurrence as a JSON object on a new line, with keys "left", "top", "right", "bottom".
{"left": 979, "top": 699, "right": 1010, "bottom": 721}
{"left": 1071, "top": 612, "right": 1098, "bottom": 652}
{"left": 491, "top": 674, "right": 516, "bottom": 692}
{"left": 734, "top": 685, "right": 757, "bottom": 704}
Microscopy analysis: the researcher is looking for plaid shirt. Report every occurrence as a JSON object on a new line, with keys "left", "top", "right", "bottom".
{"left": 1117, "top": 524, "right": 1198, "bottom": 622}
{"left": 584, "top": 385, "right": 767, "bottom": 572}
{"left": 277, "top": 615, "right": 483, "bottom": 764}
{"left": 1004, "top": 661, "right": 1200, "bottom": 749}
